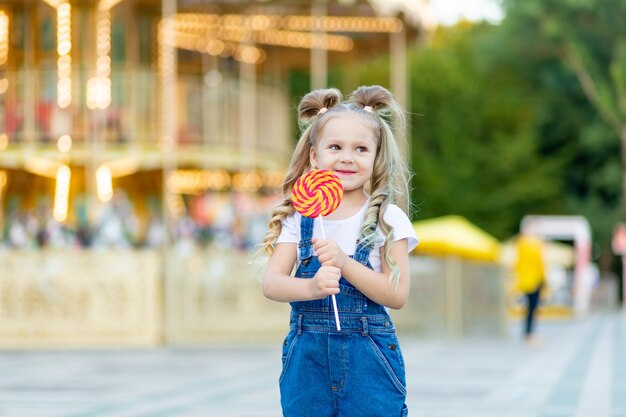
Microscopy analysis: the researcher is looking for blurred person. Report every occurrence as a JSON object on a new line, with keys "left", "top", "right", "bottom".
{"left": 40, "top": 218, "right": 77, "bottom": 248}
{"left": 142, "top": 197, "right": 165, "bottom": 248}
{"left": 34, "top": 198, "right": 76, "bottom": 249}
{"left": 74, "top": 196, "right": 93, "bottom": 248}
{"left": 174, "top": 212, "right": 198, "bottom": 256}
{"left": 258, "top": 86, "right": 417, "bottom": 417}
{"left": 211, "top": 194, "right": 237, "bottom": 249}
{"left": 144, "top": 213, "right": 165, "bottom": 248}
{"left": 93, "top": 190, "right": 138, "bottom": 249}
{"left": 6, "top": 209, "right": 37, "bottom": 250}
{"left": 514, "top": 226, "right": 546, "bottom": 346}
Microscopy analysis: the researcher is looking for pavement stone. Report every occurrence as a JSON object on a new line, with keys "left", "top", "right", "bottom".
{"left": 0, "top": 311, "right": 624, "bottom": 417}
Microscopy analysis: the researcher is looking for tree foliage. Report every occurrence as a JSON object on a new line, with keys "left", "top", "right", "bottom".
{"left": 501, "top": 0, "right": 626, "bottom": 250}
{"left": 294, "top": 2, "right": 625, "bottom": 256}
{"left": 406, "top": 24, "right": 566, "bottom": 239}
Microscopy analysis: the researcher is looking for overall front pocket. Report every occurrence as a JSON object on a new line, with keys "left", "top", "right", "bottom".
{"left": 365, "top": 333, "right": 407, "bottom": 396}
{"left": 278, "top": 330, "right": 300, "bottom": 385}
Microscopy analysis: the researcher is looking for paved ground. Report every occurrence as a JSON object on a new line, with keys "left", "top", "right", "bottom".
{"left": 0, "top": 311, "right": 624, "bottom": 417}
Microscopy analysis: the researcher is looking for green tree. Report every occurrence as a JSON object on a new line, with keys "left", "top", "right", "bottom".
{"left": 501, "top": 0, "right": 625, "bottom": 255}
{"left": 339, "top": 24, "right": 564, "bottom": 238}
{"left": 406, "top": 24, "right": 566, "bottom": 238}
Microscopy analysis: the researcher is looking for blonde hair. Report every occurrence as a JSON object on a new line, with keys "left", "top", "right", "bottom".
{"left": 257, "top": 85, "right": 410, "bottom": 289}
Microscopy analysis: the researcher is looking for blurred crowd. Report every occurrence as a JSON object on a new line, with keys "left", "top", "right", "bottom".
{"left": 0, "top": 190, "right": 277, "bottom": 252}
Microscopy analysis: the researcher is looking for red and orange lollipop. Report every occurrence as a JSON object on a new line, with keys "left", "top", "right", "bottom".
{"left": 291, "top": 169, "right": 343, "bottom": 218}
{"left": 291, "top": 169, "right": 344, "bottom": 331}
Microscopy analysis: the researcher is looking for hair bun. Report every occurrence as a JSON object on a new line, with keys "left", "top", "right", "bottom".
{"left": 349, "top": 85, "right": 405, "bottom": 135}
{"left": 298, "top": 88, "right": 342, "bottom": 123}
{"left": 350, "top": 85, "right": 394, "bottom": 113}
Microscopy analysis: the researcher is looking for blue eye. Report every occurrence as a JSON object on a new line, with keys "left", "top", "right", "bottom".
{"left": 329, "top": 144, "right": 340, "bottom": 150}
{"left": 356, "top": 146, "right": 368, "bottom": 152}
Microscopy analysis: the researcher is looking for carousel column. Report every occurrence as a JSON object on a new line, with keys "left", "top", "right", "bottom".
{"left": 239, "top": 32, "right": 256, "bottom": 168}
{"left": 202, "top": 54, "right": 220, "bottom": 154}
{"left": 126, "top": 4, "right": 138, "bottom": 152}
{"left": 23, "top": 7, "right": 36, "bottom": 148}
{"left": 311, "top": 0, "right": 327, "bottom": 89}
{"left": 0, "top": 171, "right": 5, "bottom": 228}
{"left": 390, "top": 22, "right": 409, "bottom": 209}
{"left": 88, "top": 6, "right": 110, "bottom": 238}
{"left": 84, "top": 4, "right": 96, "bottom": 239}
{"left": 160, "top": 0, "right": 177, "bottom": 344}
{"left": 0, "top": 10, "right": 7, "bottom": 149}
{"left": 390, "top": 22, "right": 408, "bottom": 131}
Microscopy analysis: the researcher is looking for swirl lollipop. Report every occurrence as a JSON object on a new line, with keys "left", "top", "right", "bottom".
{"left": 292, "top": 169, "right": 344, "bottom": 330}
{"left": 292, "top": 169, "right": 343, "bottom": 218}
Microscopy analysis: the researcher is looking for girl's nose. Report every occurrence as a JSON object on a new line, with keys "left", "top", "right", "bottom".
{"left": 340, "top": 151, "right": 354, "bottom": 163}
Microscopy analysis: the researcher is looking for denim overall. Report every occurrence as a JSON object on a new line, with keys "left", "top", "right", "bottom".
{"left": 279, "top": 216, "right": 408, "bottom": 417}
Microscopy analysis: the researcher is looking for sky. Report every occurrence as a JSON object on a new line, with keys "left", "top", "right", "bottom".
{"left": 429, "top": 0, "right": 504, "bottom": 25}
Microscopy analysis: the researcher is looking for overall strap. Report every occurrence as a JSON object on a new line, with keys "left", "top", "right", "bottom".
{"left": 298, "top": 216, "right": 315, "bottom": 262}
{"left": 353, "top": 239, "right": 373, "bottom": 265}
{"left": 353, "top": 222, "right": 376, "bottom": 266}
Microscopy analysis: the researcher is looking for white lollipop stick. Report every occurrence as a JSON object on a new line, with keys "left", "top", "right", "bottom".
{"left": 319, "top": 215, "right": 341, "bottom": 331}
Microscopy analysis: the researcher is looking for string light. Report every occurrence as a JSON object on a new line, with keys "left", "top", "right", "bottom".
{"left": 232, "top": 171, "right": 263, "bottom": 192}
{"left": 96, "top": 165, "right": 113, "bottom": 202}
{"left": 158, "top": 17, "right": 177, "bottom": 150}
{"left": 104, "top": 157, "right": 139, "bottom": 178}
{"left": 255, "top": 30, "right": 352, "bottom": 52}
{"left": 0, "top": 133, "right": 8, "bottom": 150}
{"left": 166, "top": 169, "right": 285, "bottom": 194}
{"left": 174, "top": 13, "right": 403, "bottom": 33}
{"left": 0, "top": 170, "right": 6, "bottom": 203}
{"left": 169, "top": 12, "right": 404, "bottom": 58}
{"left": 57, "top": 134, "right": 72, "bottom": 152}
{"left": 53, "top": 165, "right": 71, "bottom": 222}
{"left": 282, "top": 15, "right": 403, "bottom": 33}
{"left": 56, "top": 2, "right": 72, "bottom": 108}
{"left": 167, "top": 169, "right": 231, "bottom": 194}
{"left": 97, "top": 0, "right": 124, "bottom": 11}
{"left": 0, "top": 11, "right": 8, "bottom": 66}
{"left": 87, "top": 10, "right": 111, "bottom": 109}
{"left": 94, "top": 159, "right": 137, "bottom": 203}
{"left": 25, "top": 157, "right": 61, "bottom": 178}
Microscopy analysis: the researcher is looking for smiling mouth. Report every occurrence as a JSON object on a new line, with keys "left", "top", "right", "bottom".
{"left": 335, "top": 170, "right": 356, "bottom": 175}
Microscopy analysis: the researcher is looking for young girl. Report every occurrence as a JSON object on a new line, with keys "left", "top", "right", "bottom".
{"left": 259, "top": 85, "right": 418, "bottom": 417}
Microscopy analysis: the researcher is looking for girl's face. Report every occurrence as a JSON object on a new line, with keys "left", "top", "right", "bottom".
{"left": 310, "top": 113, "right": 378, "bottom": 195}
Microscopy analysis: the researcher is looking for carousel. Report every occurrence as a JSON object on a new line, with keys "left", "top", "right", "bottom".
{"left": 0, "top": 0, "right": 432, "bottom": 347}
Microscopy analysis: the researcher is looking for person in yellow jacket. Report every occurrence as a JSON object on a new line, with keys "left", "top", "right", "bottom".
{"left": 514, "top": 229, "right": 546, "bottom": 345}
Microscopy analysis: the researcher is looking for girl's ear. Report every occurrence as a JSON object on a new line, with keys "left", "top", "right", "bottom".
{"left": 309, "top": 147, "right": 318, "bottom": 169}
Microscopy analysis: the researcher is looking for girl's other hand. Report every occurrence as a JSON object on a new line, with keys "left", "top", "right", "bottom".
{"left": 309, "top": 265, "right": 341, "bottom": 299}
{"left": 312, "top": 238, "right": 348, "bottom": 269}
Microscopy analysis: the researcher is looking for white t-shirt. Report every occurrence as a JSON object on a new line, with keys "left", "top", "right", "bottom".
{"left": 276, "top": 200, "right": 418, "bottom": 273}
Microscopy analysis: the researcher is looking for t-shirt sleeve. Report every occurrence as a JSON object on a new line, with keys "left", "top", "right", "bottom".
{"left": 276, "top": 213, "right": 300, "bottom": 244}
{"left": 381, "top": 204, "right": 419, "bottom": 253}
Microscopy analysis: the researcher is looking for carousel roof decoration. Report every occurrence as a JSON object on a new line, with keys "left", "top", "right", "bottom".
{"left": 166, "top": 0, "right": 435, "bottom": 64}
{"left": 167, "top": 13, "right": 405, "bottom": 64}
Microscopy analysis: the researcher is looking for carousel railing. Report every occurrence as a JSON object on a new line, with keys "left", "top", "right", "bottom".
{"left": 0, "top": 68, "right": 291, "bottom": 164}
{"left": 0, "top": 247, "right": 507, "bottom": 348}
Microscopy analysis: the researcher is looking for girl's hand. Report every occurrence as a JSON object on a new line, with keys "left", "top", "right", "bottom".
{"left": 312, "top": 238, "right": 348, "bottom": 269}
{"left": 309, "top": 265, "right": 341, "bottom": 299}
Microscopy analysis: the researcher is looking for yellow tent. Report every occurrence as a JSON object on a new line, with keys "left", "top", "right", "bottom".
{"left": 412, "top": 215, "right": 501, "bottom": 262}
